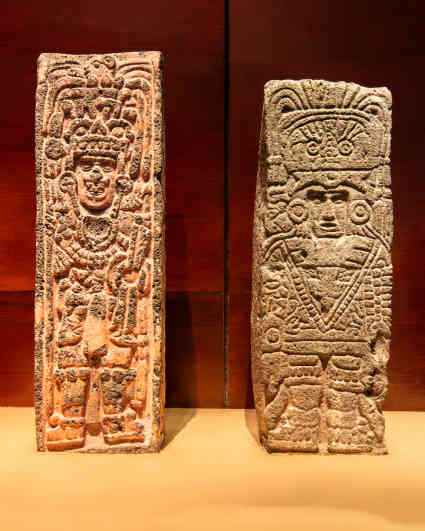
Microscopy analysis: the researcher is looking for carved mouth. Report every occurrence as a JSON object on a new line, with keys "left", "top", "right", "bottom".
{"left": 87, "top": 190, "right": 107, "bottom": 201}
{"left": 319, "top": 223, "right": 338, "bottom": 230}
{"left": 314, "top": 223, "right": 342, "bottom": 238}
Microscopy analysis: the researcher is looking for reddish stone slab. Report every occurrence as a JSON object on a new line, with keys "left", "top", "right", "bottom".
{"left": 35, "top": 52, "right": 165, "bottom": 452}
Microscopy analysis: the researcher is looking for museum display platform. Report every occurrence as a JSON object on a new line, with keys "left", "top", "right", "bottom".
{"left": 0, "top": 408, "right": 424, "bottom": 531}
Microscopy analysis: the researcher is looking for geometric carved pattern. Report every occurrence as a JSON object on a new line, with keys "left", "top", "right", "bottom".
{"left": 251, "top": 80, "right": 392, "bottom": 454}
{"left": 35, "top": 52, "right": 165, "bottom": 452}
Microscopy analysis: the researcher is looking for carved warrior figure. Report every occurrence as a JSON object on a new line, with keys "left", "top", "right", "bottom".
{"left": 35, "top": 52, "right": 165, "bottom": 452}
{"left": 252, "top": 80, "right": 392, "bottom": 454}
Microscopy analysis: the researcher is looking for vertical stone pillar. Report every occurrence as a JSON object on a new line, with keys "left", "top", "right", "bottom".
{"left": 251, "top": 80, "right": 392, "bottom": 454}
{"left": 35, "top": 52, "right": 165, "bottom": 452}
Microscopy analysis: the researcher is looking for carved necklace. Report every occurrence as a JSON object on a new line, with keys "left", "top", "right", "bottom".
{"left": 78, "top": 215, "right": 118, "bottom": 252}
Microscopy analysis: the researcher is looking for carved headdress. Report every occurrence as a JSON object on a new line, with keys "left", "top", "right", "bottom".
{"left": 264, "top": 80, "right": 392, "bottom": 196}
{"left": 41, "top": 54, "right": 149, "bottom": 180}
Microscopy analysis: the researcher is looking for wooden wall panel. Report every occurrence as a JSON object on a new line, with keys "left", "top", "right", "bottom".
{"left": 227, "top": 0, "right": 425, "bottom": 410}
{"left": 0, "top": 292, "right": 34, "bottom": 406}
{"left": 0, "top": 153, "right": 35, "bottom": 291}
{"left": 0, "top": 1, "right": 225, "bottom": 406}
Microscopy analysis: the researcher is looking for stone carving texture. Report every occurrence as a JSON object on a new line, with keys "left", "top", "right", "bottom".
{"left": 35, "top": 52, "right": 165, "bottom": 452}
{"left": 251, "top": 80, "right": 392, "bottom": 454}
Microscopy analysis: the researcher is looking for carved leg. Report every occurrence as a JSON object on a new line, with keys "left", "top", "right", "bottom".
{"left": 110, "top": 285, "right": 138, "bottom": 347}
{"left": 326, "top": 356, "right": 374, "bottom": 453}
{"left": 46, "top": 367, "right": 90, "bottom": 451}
{"left": 358, "top": 394, "right": 386, "bottom": 454}
{"left": 57, "top": 287, "right": 88, "bottom": 347}
{"left": 267, "top": 355, "right": 322, "bottom": 452}
{"left": 100, "top": 368, "right": 145, "bottom": 444}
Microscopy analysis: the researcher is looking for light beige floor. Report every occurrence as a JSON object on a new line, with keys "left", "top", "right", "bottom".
{"left": 0, "top": 408, "right": 424, "bottom": 531}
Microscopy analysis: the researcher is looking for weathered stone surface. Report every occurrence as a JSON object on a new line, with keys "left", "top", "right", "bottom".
{"left": 35, "top": 52, "right": 165, "bottom": 452}
{"left": 251, "top": 80, "right": 392, "bottom": 454}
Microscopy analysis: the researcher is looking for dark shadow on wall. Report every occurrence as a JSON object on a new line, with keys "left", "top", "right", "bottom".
{"left": 166, "top": 291, "right": 197, "bottom": 405}
{"left": 165, "top": 214, "right": 197, "bottom": 406}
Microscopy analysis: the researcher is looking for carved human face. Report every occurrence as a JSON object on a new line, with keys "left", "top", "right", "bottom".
{"left": 305, "top": 186, "right": 349, "bottom": 238}
{"left": 75, "top": 156, "right": 116, "bottom": 211}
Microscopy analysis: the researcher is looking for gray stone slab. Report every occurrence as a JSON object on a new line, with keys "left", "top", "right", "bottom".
{"left": 251, "top": 80, "right": 392, "bottom": 454}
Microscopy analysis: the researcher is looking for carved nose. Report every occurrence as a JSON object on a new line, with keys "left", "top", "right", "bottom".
{"left": 90, "top": 169, "right": 103, "bottom": 182}
{"left": 323, "top": 205, "right": 335, "bottom": 220}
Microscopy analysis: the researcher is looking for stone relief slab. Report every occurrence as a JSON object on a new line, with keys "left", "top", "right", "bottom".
{"left": 251, "top": 80, "right": 392, "bottom": 454}
{"left": 35, "top": 52, "right": 165, "bottom": 452}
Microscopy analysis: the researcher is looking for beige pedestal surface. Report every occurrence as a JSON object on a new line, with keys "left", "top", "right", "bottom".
{"left": 0, "top": 408, "right": 424, "bottom": 531}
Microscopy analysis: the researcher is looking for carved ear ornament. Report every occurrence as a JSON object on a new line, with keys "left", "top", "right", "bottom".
{"left": 287, "top": 198, "right": 308, "bottom": 224}
{"left": 59, "top": 171, "right": 76, "bottom": 194}
{"left": 349, "top": 199, "right": 371, "bottom": 225}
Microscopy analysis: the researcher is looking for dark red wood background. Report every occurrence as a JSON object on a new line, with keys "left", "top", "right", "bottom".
{"left": 0, "top": 1, "right": 424, "bottom": 409}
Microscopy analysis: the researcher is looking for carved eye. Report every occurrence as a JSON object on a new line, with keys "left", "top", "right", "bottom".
{"left": 75, "top": 126, "right": 88, "bottom": 136}
{"left": 306, "top": 189, "right": 325, "bottom": 205}
{"left": 100, "top": 160, "right": 114, "bottom": 172}
{"left": 307, "top": 141, "right": 320, "bottom": 156}
{"left": 338, "top": 140, "right": 353, "bottom": 156}
{"left": 331, "top": 191, "right": 349, "bottom": 204}
{"left": 111, "top": 127, "right": 125, "bottom": 138}
{"left": 81, "top": 161, "right": 93, "bottom": 171}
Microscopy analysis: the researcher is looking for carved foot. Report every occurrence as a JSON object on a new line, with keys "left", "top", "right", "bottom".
{"left": 46, "top": 415, "right": 86, "bottom": 451}
{"left": 326, "top": 406, "right": 376, "bottom": 453}
{"left": 267, "top": 407, "right": 320, "bottom": 452}
{"left": 328, "top": 425, "right": 375, "bottom": 454}
{"left": 102, "top": 410, "right": 144, "bottom": 445}
{"left": 109, "top": 333, "right": 137, "bottom": 347}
